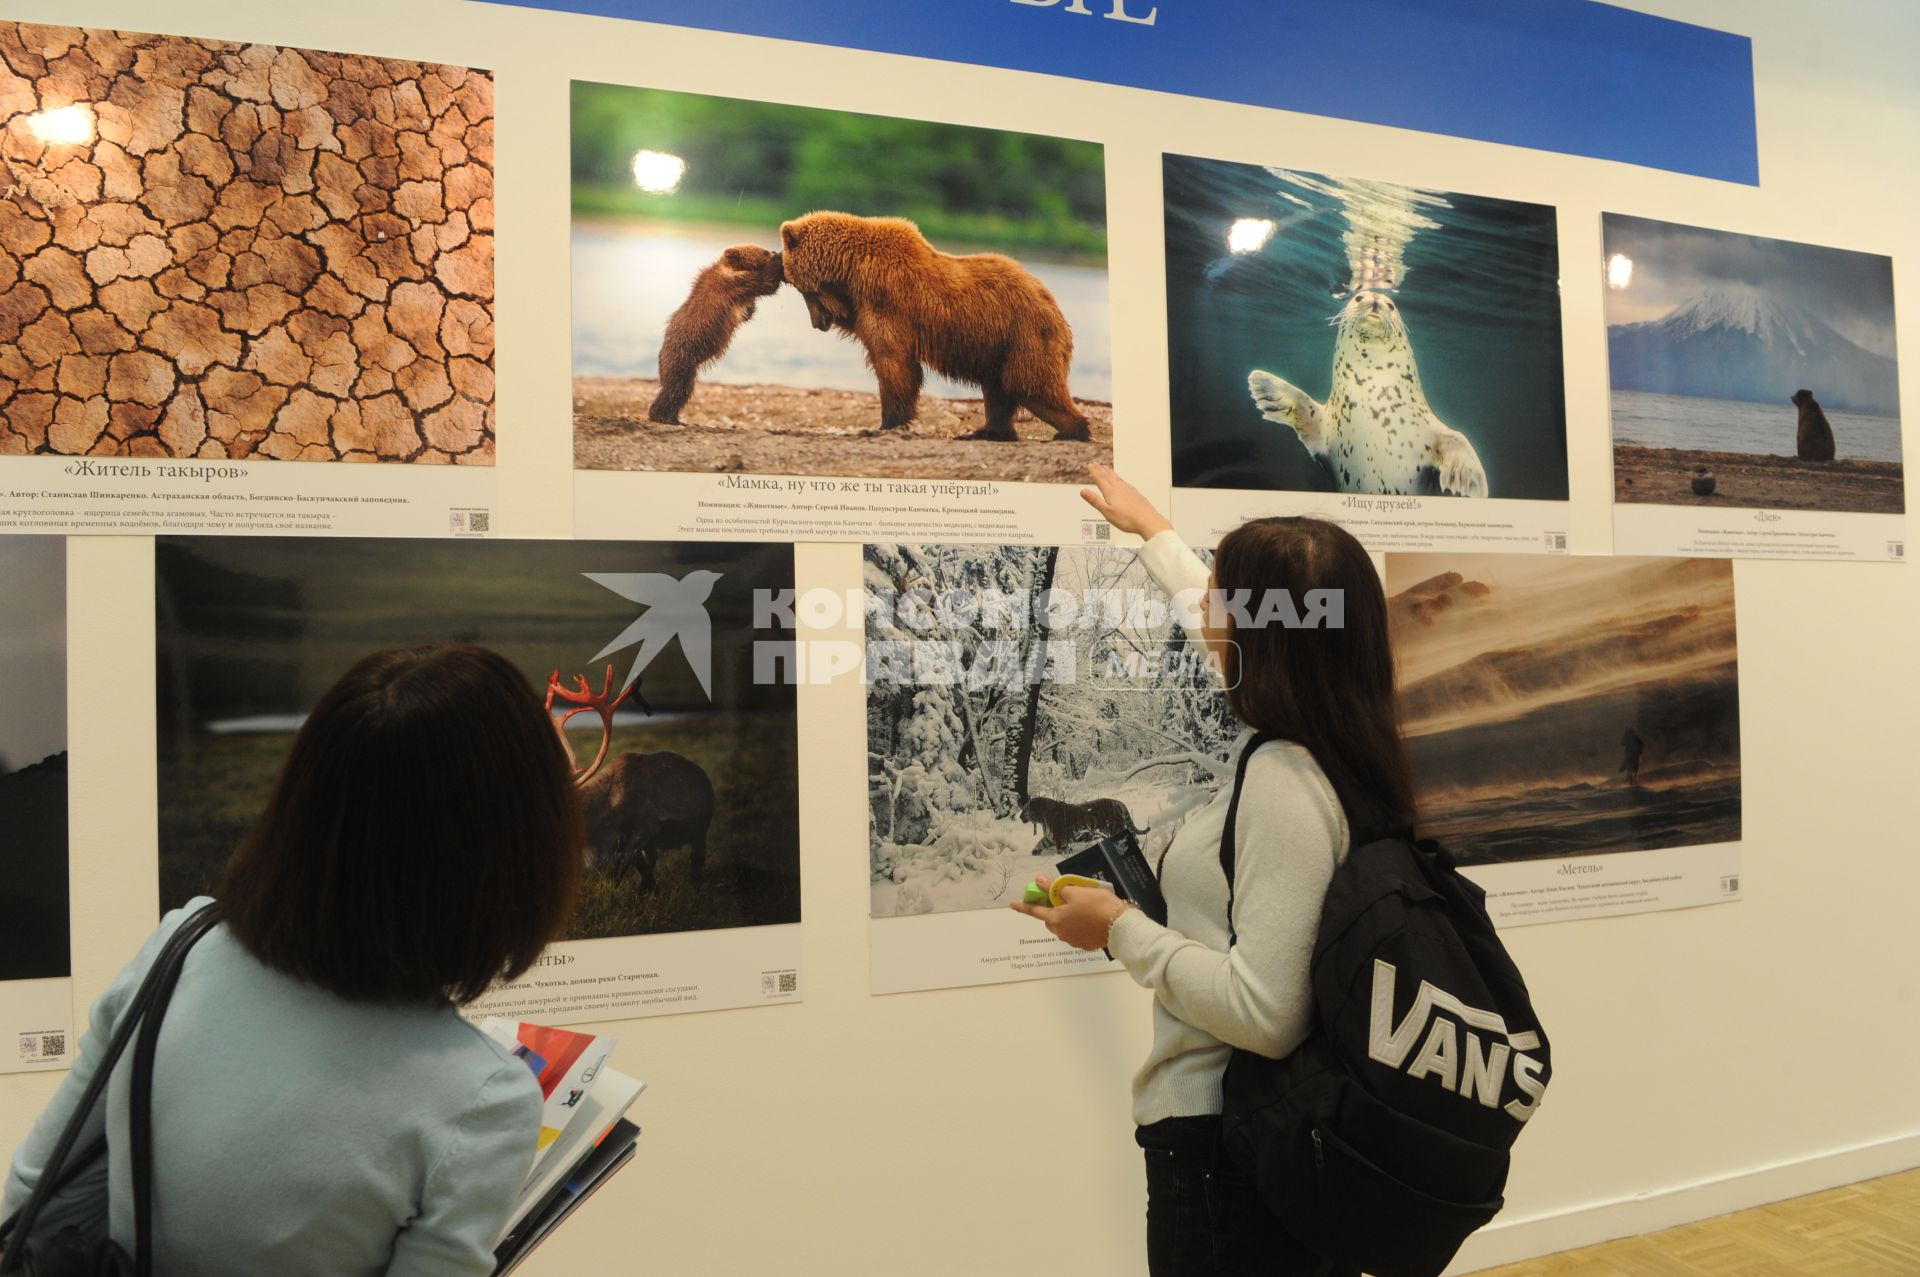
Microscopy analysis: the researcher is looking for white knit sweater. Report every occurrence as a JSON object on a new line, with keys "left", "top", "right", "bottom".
{"left": 1106, "top": 530, "right": 1350, "bottom": 1126}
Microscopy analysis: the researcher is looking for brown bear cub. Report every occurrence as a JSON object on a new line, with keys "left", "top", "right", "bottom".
{"left": 1791, "top": 388, "right": 1836, "bottom": 462}
{"left": 647, "top": 245, "right": 785, "bottom": 425}
{"left": 778, "top": 211, "right": 1092, "bottom": 441}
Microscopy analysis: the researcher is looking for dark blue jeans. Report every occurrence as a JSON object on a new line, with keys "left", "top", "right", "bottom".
{"left": 1137, "top": 1116, "right": 1353, "bottom": 1277}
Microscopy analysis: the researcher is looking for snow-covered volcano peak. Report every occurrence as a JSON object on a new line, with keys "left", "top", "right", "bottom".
{"left": 1611, "top": 283, "right": 1901, "bottom": 415}
{"left": 1661, "top": 286, "right": 1806, "bottom": 340}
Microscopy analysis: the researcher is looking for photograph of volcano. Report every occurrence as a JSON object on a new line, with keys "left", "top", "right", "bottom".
{"left": 1387, "top": 553, "right": 1741, "bottom": 866}
{"left": 1603, "top": 214, "right": 1902, "bottom": 514}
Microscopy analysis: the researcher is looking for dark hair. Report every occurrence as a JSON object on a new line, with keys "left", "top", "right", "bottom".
{"left": 1213, "top": 517, "right": 1416, "bottom": 835}
{"left": 220, "top": 645, "right": 584, "bottom": 1005}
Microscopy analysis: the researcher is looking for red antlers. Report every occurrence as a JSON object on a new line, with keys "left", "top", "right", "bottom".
{"left": 546, "top": 664, "right": 651, "bottom": 785}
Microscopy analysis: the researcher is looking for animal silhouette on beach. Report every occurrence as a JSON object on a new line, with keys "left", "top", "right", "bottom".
{"left": 1617, "top": 726, "right": 1645, "bottom": 788}
{"left": 1249, "top": 290, "right": 1488, "bottom": 497}
{"left": 1791, "top": 389, "right": 1837, "bottom": 462}
{"left": 779, "top": 211, "right": 1092, "bottom": 441}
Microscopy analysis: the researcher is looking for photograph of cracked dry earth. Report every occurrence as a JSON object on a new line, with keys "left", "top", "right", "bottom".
{"left": 571, "top": 84, "right": 1112, "bottom": 482}
{"left": 0, "top": 22, "right": 494, "bottom": 464}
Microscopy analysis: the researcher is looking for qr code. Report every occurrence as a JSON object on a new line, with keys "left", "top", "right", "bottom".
{"left": 761, "top": 970, "right": 798, "bottom": 996}
{"left": 1545, "top": 532, "right": 1568, "bottom": 552}
{"left": 18, "top": 1033, "right": 64, "bottom": 1062}
{"left": 1890, "top": 541, "right": 1905, "bottom": 560}
{"left": 469, "top": 511, "right": 491, "bottom": 533}
{"left": 1721, "top": 875, "right": 1740, "bottom": 894}
{"left": 1083, "top": 521, "right": 1111, "bottom": 542}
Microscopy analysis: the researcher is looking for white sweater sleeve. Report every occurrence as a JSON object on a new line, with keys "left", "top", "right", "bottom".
{"left": 1139, "top": 529, "right": 1212, "bottom": 652}
{"left": 1107, "top": 747, "right": 1344, "bottom": 1060}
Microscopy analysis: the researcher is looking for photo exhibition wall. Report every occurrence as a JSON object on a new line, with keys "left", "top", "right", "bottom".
{"left": 2, "top": 2, "right": 1915, "bottom": 1276}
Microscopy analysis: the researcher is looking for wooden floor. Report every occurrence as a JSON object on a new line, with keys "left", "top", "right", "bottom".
{"left": 1473, "top": 1168, "right": 1920, "bottom": 1276}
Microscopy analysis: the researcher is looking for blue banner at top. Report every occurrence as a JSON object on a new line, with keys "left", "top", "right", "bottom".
{"left": 475, "top": 0, "right": 1759, "bottom": 185}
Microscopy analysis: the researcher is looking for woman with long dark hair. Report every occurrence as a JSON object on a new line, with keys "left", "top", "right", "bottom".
{"left": 5, "top": 645, "right": 584, "bottom": 1276}
{"left": 1015, "top": 464, "right": 1413, "bottom": 1277}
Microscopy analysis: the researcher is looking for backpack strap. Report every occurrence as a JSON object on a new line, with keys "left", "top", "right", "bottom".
{"left": 0, "top": 903, "right": 218, "bottom": 1274}
{"left": 1217, "top": 730, "right": 1287, "bottom": 949}
{"left": 129, "top": 907, "right": 215, "bottom": 1276}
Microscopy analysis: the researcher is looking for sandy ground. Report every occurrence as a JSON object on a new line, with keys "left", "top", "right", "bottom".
{"left": 1614, "top": 445, "right": 1905, "bottom": 514}
{"left": 573, "top": 378, "right": 1112, "bottom": 481}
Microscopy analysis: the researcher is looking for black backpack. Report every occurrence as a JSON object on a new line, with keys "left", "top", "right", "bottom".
{"left": 1214, "top": 733, "right": 1551, "bottom": 1277}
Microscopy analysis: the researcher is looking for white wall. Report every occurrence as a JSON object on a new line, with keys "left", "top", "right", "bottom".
{"left": 2, "top": 1, "right": 1915, "bottom": 1272}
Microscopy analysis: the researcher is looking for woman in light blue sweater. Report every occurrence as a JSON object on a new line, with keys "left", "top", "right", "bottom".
{"left": 5, "top": 645, "right": 585, "bottom": 1276}
{"left": 1018, "top": 465, "right": 1407, "bottom": 1277}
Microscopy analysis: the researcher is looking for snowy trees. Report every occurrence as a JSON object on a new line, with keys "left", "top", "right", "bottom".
{"left": 865, "top": 544, "right": 1240, "bottom": 916}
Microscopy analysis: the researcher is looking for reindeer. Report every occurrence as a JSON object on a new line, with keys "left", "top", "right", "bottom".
{"left": 548, "top": 665, "right": 716, "bottom": 892}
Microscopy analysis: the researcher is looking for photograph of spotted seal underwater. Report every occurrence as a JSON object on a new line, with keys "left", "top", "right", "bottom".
{"left": 1163, "top": 155, "right": 1570, "bottom": 502}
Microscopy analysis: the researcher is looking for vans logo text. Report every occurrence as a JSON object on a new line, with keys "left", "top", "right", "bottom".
{"left": 1367, "top": 959, "right": 1546, "bottom": 1122}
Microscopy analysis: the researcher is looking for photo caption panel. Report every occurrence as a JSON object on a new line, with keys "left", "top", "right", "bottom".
{"left": 569, "top": 82, "right": 1114, "bottom": 546}
{"left": 153, "top": 536, "right": 803, "bottom": 1023}
{"left": 1165, "top": 156, "right": 1571, "bottom": 556}
{"left": 1603, "top": 214, "right": 1905, "bottom": 562}
{"left": 1385, "top": 552, "right": 1743, "bottom": 925}
{"left": 0, "top": 22, "right": 497, "bottom": 537}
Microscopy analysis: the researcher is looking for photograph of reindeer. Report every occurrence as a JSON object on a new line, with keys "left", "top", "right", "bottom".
{"left": 865, "top": 543, "right": 1239, "bottom": 918}
{"left": 1, "top": 536, "right": 71, "bottom": 1072}
{"left": 1387, "top": 552, "right": 1741, "bottom": 864}
{"left": 155, "top": 537, "right": 798, "bottom": 940}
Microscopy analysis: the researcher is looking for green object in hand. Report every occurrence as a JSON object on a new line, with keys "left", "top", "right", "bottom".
{"left": 1022, "top": 882, "right": 1050, "bottom": 905}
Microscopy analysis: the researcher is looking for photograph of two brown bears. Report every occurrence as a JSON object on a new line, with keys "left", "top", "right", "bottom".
{"left": 570, "top": 82, "right": 1112, "bottom": 482}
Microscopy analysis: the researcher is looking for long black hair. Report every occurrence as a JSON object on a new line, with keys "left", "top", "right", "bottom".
{"left": 1212, "top": 517, "right": 1415, "bottom": 836}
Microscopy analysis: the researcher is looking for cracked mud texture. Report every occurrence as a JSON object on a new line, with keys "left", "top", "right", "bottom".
{"left": 0, "top": 22, "right": 495, "bottom": 463}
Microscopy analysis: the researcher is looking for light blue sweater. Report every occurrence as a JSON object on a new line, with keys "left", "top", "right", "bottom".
{"left": 3, "top": 900, "right": 543, "bottom": 1276}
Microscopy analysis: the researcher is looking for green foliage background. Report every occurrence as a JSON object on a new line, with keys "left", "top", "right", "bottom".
{"left": 571, "top": 83, "right": 1107, "bottom": 261}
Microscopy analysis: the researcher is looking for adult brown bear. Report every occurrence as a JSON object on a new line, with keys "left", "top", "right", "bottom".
{"left": 1791, "top": 388, "right": 1837, "bottom": 462}
{"left": 778, "top": 211, "right": 1092, "bottom": 441}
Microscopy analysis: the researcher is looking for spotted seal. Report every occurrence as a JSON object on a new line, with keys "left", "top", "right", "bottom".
{"left": 1248, "top": 291, "right": 1488, "bottom": 498}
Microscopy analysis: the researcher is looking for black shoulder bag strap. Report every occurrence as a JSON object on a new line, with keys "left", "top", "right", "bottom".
{"left": 0, "top": 903, "right": 219, "bottom": 1275}
{"left": 1217, "top": 730, "right": 1287, "bottom": 949}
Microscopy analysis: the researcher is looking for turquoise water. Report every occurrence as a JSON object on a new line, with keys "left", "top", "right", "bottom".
{"left": 1165, "top": 156, "right": 1569, "bottom": 501}
{"left": 1612, "top": 390, "right": 1904, "bottom": 463}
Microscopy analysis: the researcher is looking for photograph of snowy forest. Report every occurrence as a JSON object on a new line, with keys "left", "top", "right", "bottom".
{"left": 865, "top": 543, "right": 1236, "bottom": 918}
